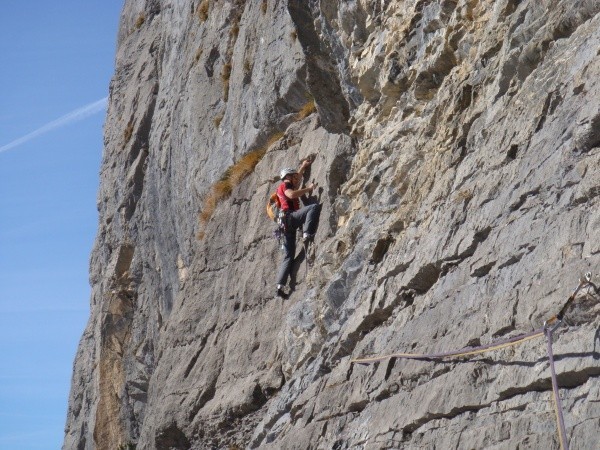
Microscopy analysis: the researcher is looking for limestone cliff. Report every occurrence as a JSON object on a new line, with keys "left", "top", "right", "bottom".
{"left": 64, "top": 1, "right": 600, "bottom": 449}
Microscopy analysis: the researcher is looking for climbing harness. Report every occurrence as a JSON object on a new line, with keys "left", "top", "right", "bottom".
{"left": 267, "top": 191, "right": 289, "bottom": 250}
{"left": 351, "top": 274, "right": 598, "bottom": 450}
{"left": 273, "top": 225, "right": 284, "bottom": 250}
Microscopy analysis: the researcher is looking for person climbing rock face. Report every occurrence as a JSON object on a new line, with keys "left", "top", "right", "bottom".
{"left": 276, "top": 159, "right": 321, "bottom": 298}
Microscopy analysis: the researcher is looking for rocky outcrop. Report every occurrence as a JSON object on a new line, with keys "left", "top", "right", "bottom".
{"left": 64, "top": 1, "right": 600, "bottom": 449}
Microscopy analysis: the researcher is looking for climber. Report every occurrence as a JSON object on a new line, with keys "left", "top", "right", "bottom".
{"left": 276, "top": 159, "right": 321, "bottom": 298}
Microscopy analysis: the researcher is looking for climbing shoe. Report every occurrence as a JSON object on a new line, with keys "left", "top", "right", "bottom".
{"left": 276, "top": 287, "right": 289, "bottom": 299}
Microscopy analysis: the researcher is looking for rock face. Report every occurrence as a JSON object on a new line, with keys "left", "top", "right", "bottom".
{"left": 64, "top": 1, "right": 600, "bottom": 449}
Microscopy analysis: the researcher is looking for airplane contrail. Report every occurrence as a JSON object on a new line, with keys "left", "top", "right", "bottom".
{"left": 0, "top": 97, "right": 108, "bottom": 154}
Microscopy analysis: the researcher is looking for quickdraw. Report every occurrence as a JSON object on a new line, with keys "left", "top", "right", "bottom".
{"left": 351, "top": 274, "right": 598, "bottom": 450}
{"left": 544, "top": 272, "right": 598, "bottom": 326}
{"left": 302, "top": 238, "right": 315, "bottom": 281}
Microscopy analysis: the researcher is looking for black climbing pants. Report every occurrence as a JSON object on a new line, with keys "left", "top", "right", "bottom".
{"left": 276, "top": 203, "right": 321, "bottom": 286}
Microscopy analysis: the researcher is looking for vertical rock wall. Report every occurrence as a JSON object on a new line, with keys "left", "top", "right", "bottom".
{"left": 65, "top": 1, "right": 600, "bottom": 449}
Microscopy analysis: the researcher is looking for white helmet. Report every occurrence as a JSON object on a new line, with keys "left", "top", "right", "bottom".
{"left": 280, "top": 167, "right": 297, "bottom": 180}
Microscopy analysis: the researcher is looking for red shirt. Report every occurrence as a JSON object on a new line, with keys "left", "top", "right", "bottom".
{"left": 277, "top": 180, "right": 300, "bottom": 212}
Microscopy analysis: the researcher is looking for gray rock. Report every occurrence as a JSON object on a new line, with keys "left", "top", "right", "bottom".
{"left": 64, "top": 1, "right": 600, "bottom": 449}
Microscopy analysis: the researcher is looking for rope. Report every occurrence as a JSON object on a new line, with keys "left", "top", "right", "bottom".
{"left": 303, "top": 240, "right": 309, "bottom": 281}
{"left": 303, "top": 238, "right": 314, "bottom": 281}
{"left": 351, "top": 328, "right": 545, "bottom": 364}
{"left": 350, "top": 276, "right": 596, "bottom": 448}
{"left": 546, "top": 324, "right": 569, "bottom": 450}
{"left": 351, "top": 329, "right": 568, "bottom": 447}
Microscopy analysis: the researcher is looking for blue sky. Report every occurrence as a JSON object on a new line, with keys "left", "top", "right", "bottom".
{"left": 0, "top": 2, "right": 123, "bottom": 449}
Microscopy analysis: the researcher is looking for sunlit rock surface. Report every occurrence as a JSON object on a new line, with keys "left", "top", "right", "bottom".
{"left": 64, "top": 1, "right": 600, "bottom": 449}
